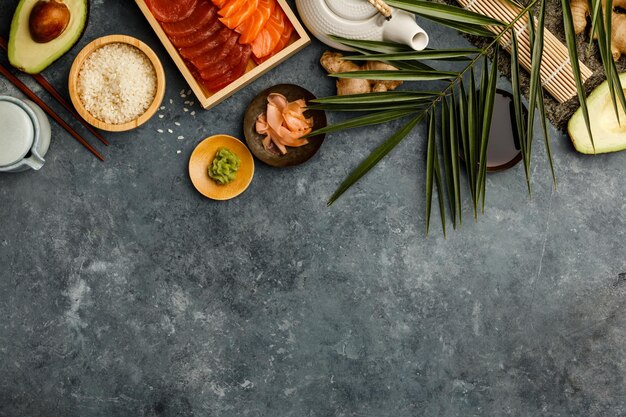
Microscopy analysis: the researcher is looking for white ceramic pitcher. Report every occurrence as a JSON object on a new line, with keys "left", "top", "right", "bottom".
{"left": 296, "top": 0, "right": 429, "bottom": 51}
{"left": 0, "top": 96, "right": 51, "bottom": 173}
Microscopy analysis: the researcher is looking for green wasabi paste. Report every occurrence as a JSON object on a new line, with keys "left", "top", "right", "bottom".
{"left": 208, "top": 147, "right": 241, "bottom": 185}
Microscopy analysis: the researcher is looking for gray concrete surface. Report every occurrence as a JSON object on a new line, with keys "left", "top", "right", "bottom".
{"left": 0, "top": 1, "right": 625, "bottom": 416}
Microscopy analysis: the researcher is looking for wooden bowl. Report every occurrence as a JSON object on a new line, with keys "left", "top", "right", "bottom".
{"left": 243, "top": 84, "right": 326, "bottom": 167}
{"left": 189, "top": 135, "right": 255, "bottom": 201}
{"left": 68, "top": 34, "right": 165, "bottom": 132}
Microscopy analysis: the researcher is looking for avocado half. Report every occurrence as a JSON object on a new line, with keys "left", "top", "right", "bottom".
{"left": 8, "top": 0, "right": 88, "bottom": 74}
{"left": 568, "top": 73, "right": 626, "bottom": 154}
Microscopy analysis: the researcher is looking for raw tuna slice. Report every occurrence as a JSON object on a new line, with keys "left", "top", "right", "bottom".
{"left": 161, "top": 1, "right": 217, "bottom": 38}
{"left": 198, "top": 43, "right": 245, "bottom": 81}
{"left": 146, "top": 0, "right": 199, "bottom": 23}
{"left": 190, "top": 33, "right": 238, "bottom": 70}
{"left": 178, "top": 27, "right": 232, "bottom": 60}
{"left": 204, "top": 46, "right": 251, "bottom": 92}
{"left": 250, "top": 6, "right": 284, "bottom": 58}
{"left": 235, "top": 0, "right": 275, "bottom": 44}
{"left": 169, "top": 19, "right": 223, "bottom": 48}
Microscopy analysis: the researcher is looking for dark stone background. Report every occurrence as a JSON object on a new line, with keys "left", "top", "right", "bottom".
{"left": 0, "top": 1, "right": 625, "bottom": 416}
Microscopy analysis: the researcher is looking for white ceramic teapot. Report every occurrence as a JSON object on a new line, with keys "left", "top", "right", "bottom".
{"left": 296, "top": 0, "right": 429, "bottom": 51}
{"left": 0, "top": 96, "right": 51, "bottom": 173}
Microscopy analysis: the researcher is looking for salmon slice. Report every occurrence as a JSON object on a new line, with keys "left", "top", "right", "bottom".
{"left": 235, "top": 0, "right": 275, "bottom": 44}
{"left": 219, "top": 0, "right": 257, "bottom": 29}
{"left": 250, "top": 6, "right": 284, "bottom": 58}
{"left": 254, "top": 18, "right": 293, "bottom": 64}
{"left": 161, "top": 1, "right": 217, "bottom": 38}
{"left": 218, "top": 0, "right": 248, "bottom": 18}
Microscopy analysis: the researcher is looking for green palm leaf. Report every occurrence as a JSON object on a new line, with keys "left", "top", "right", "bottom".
{"left": 510, "top": 27, "right": 531, "bottom": 191}
{"left": 477, "top": 48, "right": 498, "bottom": 212}
{"left": 599, "top": 0, "right": 626, "bottom": 118}
{"left": 536, "top": 84, "right": 556, "bottom": 186}
{"left": 310, "top": 91, "right": 440, "bottom": 105}
{"left": 588, "top": 0, "right": 603, "bottom": 49}
{"left": 385, "top": 0, "right": 504, "bottom": 26}
{"left": 561, "top": 0, "right": 595, "bottom": 151}
{"left": 330, "top": 69, "right": 457, "bottom": 81}
{"left": 342, "top": 49, "right": 481, "bottom": 62}
{"left": 440, "top": 96, "right": 457, "bottom": 228}
{"left": 433, "top": 141, "right": 447, "bottom": 237}
{"left": 328, "top": 113, "right": 425, "bottom": 206}
{"left": 317, "top": 0, "right": 559, "bottom": 235}
{"left": 457, "top": 80, "right": 476, "bottom": 214}
{"left": 328, "top": 36, "right": 414, "bottom": 54}
{"left": 448, "top": 92, "right": 462, "bottom": 226}
{"left": 419, "top": 15, "right": 497, "bottom": 37}
{"left": 426, "top": 111, "right": 447, "bottom": 236}
{"left": 307, "top": 102, "right": 428, "bottom": 112}
{"left": 426, "top": 111, "right": 436, "bottom": 235}
{"left": 468, "top": 68, "right": 479, "bottom": 217}
{"left": 525, "top": 0, "right": 547, "bottom": 184}
{"left": 306, "top": 109, "right": 418, "bottom": 137}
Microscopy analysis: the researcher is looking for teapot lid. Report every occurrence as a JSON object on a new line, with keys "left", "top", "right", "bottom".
{"left": 0, "top": 97, "right": 35, "bottom": 168}
{"left": 325, "top": 0, "right": 379, "bottom": 21}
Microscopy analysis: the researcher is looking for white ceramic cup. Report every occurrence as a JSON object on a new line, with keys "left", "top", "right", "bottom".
{"left": 0, "top": 96, "right": 51, "bottom": 173}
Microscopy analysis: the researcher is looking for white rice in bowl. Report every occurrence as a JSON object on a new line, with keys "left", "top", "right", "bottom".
{"left": 77, "top": 43, "right": 157, "bottom": 125}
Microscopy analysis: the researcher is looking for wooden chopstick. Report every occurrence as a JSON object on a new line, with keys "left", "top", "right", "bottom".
{"left": 0, "top": 62, "right": 104, "bottom": 161}
{"left": 0, "top": 36, "right": 109, "bottom": 147}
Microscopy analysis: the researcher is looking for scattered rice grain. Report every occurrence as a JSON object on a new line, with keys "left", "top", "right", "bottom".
{"left": 168, "top": 129, "right": 173, "bottom": 133}
{"left": 174, "top": 122, "right": 181, "bottom": 126}
{"left": 157, "top": 129, "right": 163, "bottom": 133}
{"left": 177, "top": 135, "right": 184, "bottom": 140}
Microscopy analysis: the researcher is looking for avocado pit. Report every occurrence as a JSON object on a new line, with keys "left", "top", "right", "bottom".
{"left": 29, "top": 0, "right": 70, "bottom": 43}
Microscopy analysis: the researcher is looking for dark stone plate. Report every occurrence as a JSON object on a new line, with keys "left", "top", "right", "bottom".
{"left": 243, "top": 84, "right": 327, "bottom": 168}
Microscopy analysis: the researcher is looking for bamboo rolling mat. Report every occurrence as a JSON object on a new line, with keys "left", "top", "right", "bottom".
{"left": 455, "top": 0, "right": 593, "bottom": 103}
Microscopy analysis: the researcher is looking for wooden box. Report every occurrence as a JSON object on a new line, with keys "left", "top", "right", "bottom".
{"left": 134, "top": 0, "right": 310, "bottom": 109}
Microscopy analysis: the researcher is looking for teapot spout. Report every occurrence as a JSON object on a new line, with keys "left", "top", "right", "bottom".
{"left": 383, "top": 10, "right": 429, "bottom": 51}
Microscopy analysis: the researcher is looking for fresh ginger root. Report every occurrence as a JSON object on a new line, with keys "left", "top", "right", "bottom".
{"left": 571, "top": 0, "right": 626, "bottom": 60}
{"left": 571, "top": 0, "right": 590, "bottom": 34}
{"left": 610, "top": 12, "right": 626, "bottom": 60}
{"left": 320, "top": 51, "right": 403, "bottom": 95}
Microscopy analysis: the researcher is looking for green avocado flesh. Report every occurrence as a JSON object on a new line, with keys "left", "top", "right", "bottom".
{"left": 568, "top": 72, "right": 626, "bottom": 154}
{"left": 8, "top": 0, "right": 87, "bottom": 74}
